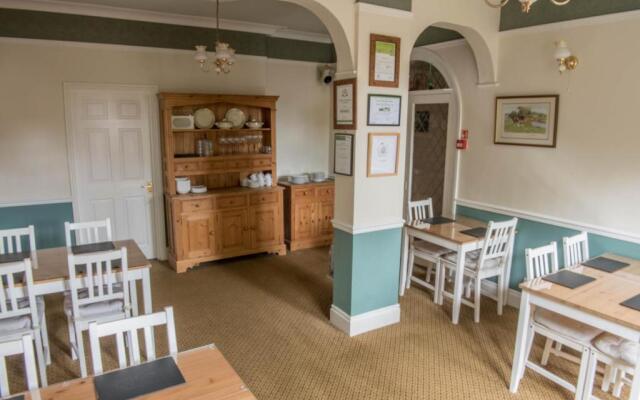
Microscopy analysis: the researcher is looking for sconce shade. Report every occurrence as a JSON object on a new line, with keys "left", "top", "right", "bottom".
{"left": 555, "top": 40, "right": 572, "bottom": 60}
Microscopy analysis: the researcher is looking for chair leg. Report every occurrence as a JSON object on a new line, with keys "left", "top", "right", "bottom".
{"left": 602, "top": 365, "right": 613, "bottom": 392}
{"left": 521, "top": 324, "right": 535, "bottom": 380}
{"left": 74, "top": 323, "right": 88, "bottom": 378}
{"left": 67, "top": 316, "right": 77, "bottom": 360}
{"left": 406, "top": 248, "right": 415, "bottom": 290}
{"left": 497, "top": 273, "right": 504, "bottom": 316}
{"left": 425, "top": 263, "right": 433, "bottom": 284}
{"left": 554, "top": 341, "right": 563, "bottom": 353}
{"left": 33, "top": 330, "right": 48, "bottom": 387}
{"left": 613, "top": 371, "right": 625, "bottom": 398}
{"left": 433, "top": 261, "right": 442, "bottom": 304}
{"left": 40, "top": 312, "right": 51, "bottom": 365}
{"left": 541, "top": 338, "right": 554, "bottom": 366}
{"left": 474, "top": 277, "right": 482, "bottom": 323}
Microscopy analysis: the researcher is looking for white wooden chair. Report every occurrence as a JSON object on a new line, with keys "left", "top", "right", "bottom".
{"left": 88, "top": 306, "right": 177, "bottom": 375}
{"left": 64, "top": 218, "right": 113, "bottom": 247}
{"left": 0, "top": 226, "right": 50, "bottom": 364}
{"left": 65, "top": 248, "right": 131, "bottom": 377}
{"left": 405, "top": 199, "right": 451, "bottom": 303}
{"left": 563, "top": 231, "right": 589, "bottom": 267}
{"left": 521, "top": 242, "right": 603, "bottom": 396}
{"left": 587, "top": 333, "right": 637, "bottom": 398}
{"left": 439, "top": 218, "right": 517, "bottom": 322}
{"left": 0, "top": 333, "right": 39, "bottom": 396}
{"left": 0, "top": 259, "right": 48, "bottom": 386}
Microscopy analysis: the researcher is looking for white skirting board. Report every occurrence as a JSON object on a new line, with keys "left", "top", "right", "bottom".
{"left": 481, "top": 280, "right": 522, "bottom": 309}
{"left": 330, "top": 304, "right": 401, "bottom": 337}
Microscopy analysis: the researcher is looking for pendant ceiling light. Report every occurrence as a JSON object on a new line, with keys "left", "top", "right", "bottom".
{"left": 484, "top": 0, "right": 571, "bottom": 13}
{"left": 194, "top": 0, "right": 236, "bottom": 74}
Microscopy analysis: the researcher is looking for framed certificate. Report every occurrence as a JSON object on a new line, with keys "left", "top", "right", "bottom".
{"left": 334, "top": 133, "right": 354, "bottom": 176}
{"left": 369, "top": 34, "right": 401, "bottom": 88}
{"left": 367, "top": 94, "right": 402, "bottom": 126}
{"left": 334, "top": 79, "right": 357, "bottom": 130}
{"left": 367, "top": 133, "right": 400, "bottom": 177}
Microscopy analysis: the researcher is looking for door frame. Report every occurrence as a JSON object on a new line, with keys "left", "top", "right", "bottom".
{"left": 405, "top": 47, "right": 463, "bottom": 218}
{"left": 63, "top": 82, "right": 166, "bottom": 260}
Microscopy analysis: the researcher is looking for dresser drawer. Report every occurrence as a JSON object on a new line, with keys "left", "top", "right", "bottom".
{"left": 200, "top": 160, "right": 225, "bottom": 172}
{"left": 225, "top": 159, "right": 251, "bottom": 170}
{"left": 175, "top": 162, "right": 198, "bottom": 173}
{"left": 294, "top": 188, "right": 316, "bottom": 202}
{"left": 250, "top": 192, "right": 277, "bottom": 205}
{"left": 181, "top": 198, "right": 213, "bottom": 213}
{"left": 217, "top": 195, "right": 247, "bottom": 209}
{"left": 316, "top": 186, "right": 334, "bottom": 200}
{"left": 251, "top": 158, "right": 272, "bottom": 169}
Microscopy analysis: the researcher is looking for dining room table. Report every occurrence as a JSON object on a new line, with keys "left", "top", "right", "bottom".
{"left": 400, "top": 215, "right": 513, "bottom": 324}
{"left": 16, "top": 344, "right": 256, "bottom": 400}
{"left": 510, "top": 253, "right": 640, "bottom": 400}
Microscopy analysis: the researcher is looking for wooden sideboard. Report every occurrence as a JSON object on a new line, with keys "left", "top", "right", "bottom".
{"left": 159, "top": 93, "right": 286, "bottom": 273}
{"left": 280, "top": 180, "right": 334, "bottom": 251}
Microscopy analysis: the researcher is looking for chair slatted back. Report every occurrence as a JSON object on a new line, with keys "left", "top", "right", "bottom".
{"left": 408, "top": 199, "right": 434, "bottom": 221}
{"left": 0, "top": 226, "right": 36, "bottom": 255}
{"left": 89, "top": 306, "right": 178, "bottom": 375}
{"left": 0, "top": 259, "right": 38, "bottom": 323}
{"left": 67, "top": 248, "right": 129, "bottom": 319}
{"left": 563, "top": 232, "right": 589, "bottom": 268}
{"left": 525, "top": 242, "right": 560, "bottom": 281}
{"left": 0, "top": 334, "right": 39, "bottom": 396}
{"left": 65, "top": 218, "right": 113, "bottom": 247}
{"left": 478, "top": 218, "right": 518, "bottom": 268}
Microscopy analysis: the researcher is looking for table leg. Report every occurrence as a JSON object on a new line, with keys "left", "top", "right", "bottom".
{"left": 451, "top": 249, "right": 466, "bottom": 324}
{"left": 510, "top": 291, "right": 532, "bottom": 393}
{"left": 141, "top": 266, "right": 155, "bottom": 351}
{"left": 399, "top": 228, "right": 409, "bottom": 297}
{"left": 629, "top": 343, "right": 640, "bottom": 400}
{"left": 129, "top": 280, "right": 139, "bottom": 317}
{"left": 504, "top": 246, "right": 513, "bottom": 306}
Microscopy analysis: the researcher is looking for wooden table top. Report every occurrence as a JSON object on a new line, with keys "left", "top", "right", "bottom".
{"left": 32, "top": 239, "right": 150, "bottom": 284}
{"left": 405, "top": 216, "right": 487, "bottom": 245}
{"left": 27, "top": 345, "right": 255, "bottom": 400}
{"left": 521, "top": 253, "right": 640, "bottom": 331}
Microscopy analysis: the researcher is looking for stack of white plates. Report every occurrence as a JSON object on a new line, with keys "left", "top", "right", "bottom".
{"left": 290, "top": 175, "right": 309, "bottom": 185}
{"left": 191, "top": 185, "right": 207, "bottom": 194}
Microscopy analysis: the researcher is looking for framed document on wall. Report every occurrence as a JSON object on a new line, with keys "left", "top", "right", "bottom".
{"left": 369, "top": 34, "right": 401, "bottom": 88}
{"left": 334, "top": 133, "right": 354, "bottom": 176}
{"left": 367, "top": 133, "right": 400, "bottom": 177}
{"left": 334, "top": 79, "right": 357, "bottom": 130}
{"left": 367, "top": 94, "right": 402, "bottom": 126}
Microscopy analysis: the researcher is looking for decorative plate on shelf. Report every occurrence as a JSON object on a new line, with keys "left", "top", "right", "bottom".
{"left": 225, "top": 108, "right": 247, "bottom": 129}
{"left": 194, "top": 108, "right": 215, "bottom": 129}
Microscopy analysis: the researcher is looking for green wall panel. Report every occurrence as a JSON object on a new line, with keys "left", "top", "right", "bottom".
{"left": 0, "top": 202, "right": 73, "bottom": 249}
{"left": 500, "top": 0, "right": 640, "bottom": 31}
{"left": 332, "top": 227, "right": 401, "bottom": 316}
{"left": 0, "top": 8, "right": 336, "bottom": 63}
{"left": 457, "top": 205, "right": 640, "bottom": 290}
{"left": 356, "top": 0, "right": 412, "bottom": 12}
{"left": 414, "top": 27, "right": 464, "bottom": 47}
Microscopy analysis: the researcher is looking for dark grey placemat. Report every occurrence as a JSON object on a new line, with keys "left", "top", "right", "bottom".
{"left": 460, "top": 227, "right": 487, "bottom": 238}
{"left": 621, "top": 294, "right": 640, "bottom": 311}
{"left": 5, "top": 395, "right": 25, "bottom": 400}
{"left": 542, "top": 270, "right": 596, "bottom": 289}
{"left": 583, "top": 257, "right": 630, "bottom": 273}
{"left": 0, "top": 251, "right": 31, "bottom": 264}
{"left": 71, "top": 242, "right": 115, "bottom": 255}
{"left": 420, "top": 216, "right": 455, "bottom": 225}
{"left": 94, "top": 357, "right": 185, "bottom": 400}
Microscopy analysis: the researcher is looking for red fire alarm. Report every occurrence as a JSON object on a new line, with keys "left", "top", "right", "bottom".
{"left": 462, "top": 129, "right": 469, "bottom": 140}
{"left": 456, "top": 139, "right": 468, "bottom": 150}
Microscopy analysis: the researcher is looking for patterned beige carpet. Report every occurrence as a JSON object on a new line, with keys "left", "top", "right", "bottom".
{"left": 8, "top": 248, "right": 623, "bottom": 399}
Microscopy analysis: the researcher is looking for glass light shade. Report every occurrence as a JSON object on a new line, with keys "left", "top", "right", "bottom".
{"left": 213, "top": 42, "right": 236, "bottom": 74}
{"left": 555, "top": 40, "right": 572, "bottom": 60}
{"left": 194, "top": 45, "right": 208, "bottom": 63}
{"left": 518, "top": 0, "right": 538, "bottom": 12}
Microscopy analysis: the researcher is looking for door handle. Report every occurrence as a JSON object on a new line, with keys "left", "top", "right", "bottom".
{"left": 141, "top": 181, "right": 153, "bottom": 192}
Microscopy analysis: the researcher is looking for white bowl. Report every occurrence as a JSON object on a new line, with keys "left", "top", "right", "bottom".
{"left": 246, "top": 121, "right": 264, "bottom": 129}
{"left": 191, "top": 185, "right": 207, "bottom": 194}
{"left": 215, "top": 121, "right": 233, "bottom": 129}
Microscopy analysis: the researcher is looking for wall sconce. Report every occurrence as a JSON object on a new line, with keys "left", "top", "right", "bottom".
{"left": 555, "top": 40, "right": 578, "bottom": 73}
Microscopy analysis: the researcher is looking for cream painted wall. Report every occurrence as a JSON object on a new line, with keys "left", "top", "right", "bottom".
{"left": 431, "top": 15, "right": 640, "bottom": 237}
{"left": 0, "top": 39, "right": 331, "bottom": 204}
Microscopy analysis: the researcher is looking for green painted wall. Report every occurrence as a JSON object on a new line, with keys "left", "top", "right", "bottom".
{"left": 0, "top": 8, "right": 336, "bottom": 63}
{"left": 356, "top": 0, "right": 412, "bottom": 12}
{"left": 457, "top": 205, "right": 640, "bottom": 290}
{"left": 333, "top": 227, "right": 401, "bottom": 316}
{"left": 500, "top": 0, "right": 640, "bottom": 31}
{"left": 414, "top": 27, "right": 464, "bottom": 47}
{"left": 0, "top": 202, "right": 73, "bottom": 249}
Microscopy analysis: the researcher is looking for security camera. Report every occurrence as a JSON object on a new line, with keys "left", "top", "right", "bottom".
{"left": 319, "top": 65, "right": 335, "bottom": 85}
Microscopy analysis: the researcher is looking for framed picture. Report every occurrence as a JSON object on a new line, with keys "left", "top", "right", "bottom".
{"left": 334, "top": 133, "right": 354, "bottom": 176}
{"left": 367, "top": 133, "right": 400, "bottom": 177}
{"left": 367, "top": 94, "right": 402, "bottom": 127}
{"left": 334, "top": 79, "right": 357, "bottom": 130}
{"left": 494, "top": 95, "right": 559, "bottom": 148}
{"left": 369, "top": 34, "right": 401, "bottom": 88}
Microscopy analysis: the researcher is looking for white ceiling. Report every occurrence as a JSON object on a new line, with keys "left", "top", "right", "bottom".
{"left": 47, "top": 0, "right": 330, "bottom": 34}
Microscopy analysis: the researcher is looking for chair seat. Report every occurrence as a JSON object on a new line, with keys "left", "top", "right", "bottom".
{"left": 594, "top": 333, "right": 639, "bottom": 366}
{"left": 441, "top": 250, "right": 501, "bottom": 271}
{"left": 535, "top": 309, "right": 602, "bottom": 343}
{"left": 0, "top": 296, "right": 45, "bottom": 336}
{"left": 64, "top": 288, "right": 125, "bottom": 319}
{"left": 413, "top": 240, "right": 450, "bottom": 258}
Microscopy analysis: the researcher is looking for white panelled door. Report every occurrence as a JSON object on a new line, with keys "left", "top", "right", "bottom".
{"left": 66, "top": 85, "right": 157, "bottom": 258}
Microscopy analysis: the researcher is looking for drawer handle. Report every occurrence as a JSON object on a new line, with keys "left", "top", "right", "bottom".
{"left": 194, "top": 204, "right": 200, "bottom": 208}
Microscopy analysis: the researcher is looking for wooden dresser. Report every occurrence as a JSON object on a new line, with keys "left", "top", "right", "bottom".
{"left": 280, "top": 180, "right": 334, "bottom": 251}
{"left": 159, "top": 93, "right": 286, "bottom": 273}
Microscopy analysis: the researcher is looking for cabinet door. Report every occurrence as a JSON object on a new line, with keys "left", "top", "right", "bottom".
{"left": 293, "top": 202, "right": 316, "bottom": 240}
{"left": 249, "top": 204, "right": 281, "bottom": 249}
{"left": 317, "top": 201, "right": 334, "bottom": 236}
{"left": 217, "top": 209, "right": 248, "bottom": 254}
{"left": 179, "top": 212, "right": 216, "bottom": 259}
